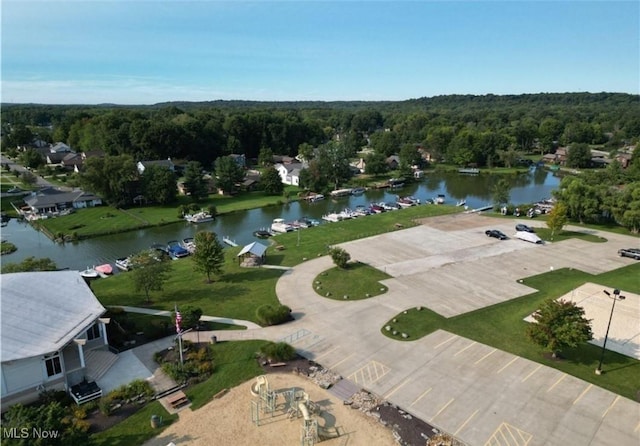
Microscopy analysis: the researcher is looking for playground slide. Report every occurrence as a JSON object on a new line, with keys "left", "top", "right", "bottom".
{"left": 299, "top": 401, "right": 311, "bottom": 421}
{"left": 250, "top": 375, "right": 268, "bottom": 397}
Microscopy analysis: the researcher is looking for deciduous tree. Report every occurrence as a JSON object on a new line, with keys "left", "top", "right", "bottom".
{"left": 214, "top": 156, "right": 244, "bottom": 195}
{"left": 191, "top": 231, "right": 225, "bottom": 283}
{"left": 261, "top": 166, "right": 284, "bottom": 195}
{"left": 130, "top": 250, "right": 172, "bottom": 303}
{"left": 546, "top": 202, "right": 568, "bottom": 238}
{"left": 526, "top": 298, "right": 593, "bottom": 358}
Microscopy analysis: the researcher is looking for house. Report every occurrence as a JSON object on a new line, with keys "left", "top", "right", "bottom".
{"left": 1, "top": 271, "right": 114, "bottom": 409}
{"left": 136, "top": 158, "right": 175, "bottom": 175}
{"left": 386, "top": 155, "right": 400, "bottom": 170}
{"left": 229, "top": 153, "right": 246, "bottom": 169}
{"left": 352, "top": 158, "right": 367, "bottom": 173}
{"left": 22, "top": 187, "right": 103, "bottom": 219}
{"left": 49, "top": 142, "right": 72, "bottom": 153}
{"left": 275, "top": 162, "right": 305, "bottom": 186}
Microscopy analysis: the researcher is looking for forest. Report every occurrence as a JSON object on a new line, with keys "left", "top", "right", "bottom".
{"left": 2, "top": 93, "right": 639, "bottom": 232}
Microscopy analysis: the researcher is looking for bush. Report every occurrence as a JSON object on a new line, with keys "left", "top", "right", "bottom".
{"left": 255, "top": 304, "right": 292, "bottom": 326}
{"left": 259, "top": 342, "right": 297, "bottom": 362}
{"left": 329, "top": 247, "right": 351, "bottom": 268}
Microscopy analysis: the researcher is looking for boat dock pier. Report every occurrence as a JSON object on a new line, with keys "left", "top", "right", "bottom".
{"left": 223, "top": 236, "right": 238, "bottom": 247}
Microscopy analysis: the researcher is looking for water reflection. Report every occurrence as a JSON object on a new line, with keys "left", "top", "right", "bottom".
{"left": 1, "top": 169, "right": 560, "bottom": 271}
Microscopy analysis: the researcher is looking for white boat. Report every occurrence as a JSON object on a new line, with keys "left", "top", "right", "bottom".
{"left": 184, "top": 211, "right": 214, "bottom": 223}
{"left": 271, "top": 218, "right": 294, "bottom": 233}
{"left": 456, "top": 199, "right": 467, "bottom": 207}
{"left": 181, "top": 237, "right": 196, "bottom": 253}
{"left": 80, "top": 267, "right": 98, "bottom": 278}
{"left": 306, "top": 193, "right": 325, "bottom": 202}
{"left": 515, "top": 231, "right": 543, "bottom": 244}
{"left": 436, "top": 194, "right": 445, "bottom": 204}
{"left": 322, "top": 213, "right": 344, "bottom": 223}
{"left": 330, "top": 188, "right": 353, "bottom": 197}
{"left": 115, "top": 257, "right": 132, "bottom": 271}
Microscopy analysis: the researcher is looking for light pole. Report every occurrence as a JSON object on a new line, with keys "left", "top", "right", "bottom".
{"left": 595, "top": 289, "right": 625, "bottom": 375}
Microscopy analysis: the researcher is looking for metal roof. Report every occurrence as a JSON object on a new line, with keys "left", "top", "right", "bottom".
{"left": 1, "top": 271, "right": 106, "bottom": 362}
{"left": 237, "top": 241, "right": 267, "bottom": 257}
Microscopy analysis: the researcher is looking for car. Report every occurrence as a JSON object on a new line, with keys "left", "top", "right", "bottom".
{"left": 515, "top": 223, "right": 535, "bottom": 233}
{"left": 485, "top": 229, "right": 508, "bottom": 240}
{"left": 618, "top": 248, "right": 640, "bottom": 260}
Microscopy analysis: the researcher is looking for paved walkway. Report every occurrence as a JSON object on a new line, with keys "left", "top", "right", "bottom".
{"left": 118, "top": 306, "right": 261, "bottom": 329}
{"left": 181, "top": 214, "right": 640, "bottom": 446}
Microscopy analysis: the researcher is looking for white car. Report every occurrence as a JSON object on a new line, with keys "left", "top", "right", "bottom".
{"left": 515, "top": 231, "right": 543, "bottom": 244}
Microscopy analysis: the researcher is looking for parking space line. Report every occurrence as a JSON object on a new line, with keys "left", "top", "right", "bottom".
{"left": 313, "top": 345, "right": 339, "bottom": 361}
{"left": 602, "top": 396, "right": 620, "bottom": 418}
{"left": 434, "top": 335, "right": 457, "bottom": 349}
{"left": 330, "top": 353, "right": 354, "bottom": 369}
{"left": 497, "top": 357, "right": 518, "bottom": 374}
{"left": 454, "top": 341, "right": 477, "bottom": 356}
{"left": 454, "top": 409, "right": 479, "bottom": 436}
{"left": 521, "top": 364, "right": 542, "bottom": 383}
{"left": 474, "top": 348, "right": 497, "bottom": 365}
{"left": 547, "top": 374, "right": 566, "bottom": 392}
{"left": 573, "top": 383, "right": 593, "bottom": 405}
{"left": 431, "top": 398, "right": 454, "bottom": 422}
{"left": 384, "top": 377, "right": 411, "bottom": 399}
{"left": 410, "top": 387, "right": 432, "bottom": 407}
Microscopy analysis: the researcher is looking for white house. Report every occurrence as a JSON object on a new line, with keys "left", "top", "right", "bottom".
{"left": 22, "top": 188, "right": 103, "bottom": 219}
{"left": 274, "top": 162, "right": 305, "bottom": 186}
{"left": 137, "top": 158, "right": 175, "bottom": 175}
{"left": 1, "top": 271, "right": 115, "bottom": 409}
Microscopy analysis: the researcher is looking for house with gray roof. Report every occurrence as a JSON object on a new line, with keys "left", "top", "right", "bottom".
{"left": 22, "top": 187, "right": 103, "bottom": 219}
{"left": 275, "top": 162, "right": 305, "bottom": 186}
{"left": 1, "top": 271, "right": 114, "bottom": 408}
{"left": 136, "top": 158, "right": 175, "bottom": 175}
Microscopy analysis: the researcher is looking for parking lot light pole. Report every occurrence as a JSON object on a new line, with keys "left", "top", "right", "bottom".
{"left": 595, "top": 289, "right": 625, "bottom": 375}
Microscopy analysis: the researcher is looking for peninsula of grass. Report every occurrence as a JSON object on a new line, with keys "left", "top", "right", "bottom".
{"left": 91, "top": 248, "right": 282, "bottom": 324}
{"left": 380, "top": 262, "right": 640, "bottom": 401}
{"left": 313, "top": 262, "right": 391, "bottom": 300}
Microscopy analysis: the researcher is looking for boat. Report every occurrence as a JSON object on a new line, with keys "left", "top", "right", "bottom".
{"left": 369, "top": 203, "right": 385, "bottom": 213}
{"left": 271, "top": 218, "right": 294, "bottom": 233}
{"left": 456, "top": 199, "right": 467, "bottom": 207}
{"left": 181, "top": 237, "right": 196, "bottom": 253}
{"left": 299, "top": 217, "right": 320, "bottom": 227}
{"left": 184, "top": 211, "right": 214, "bottom": 223}
{"left": 458, "top": 168, "right": 480, "bottom": 175}
{"left": 115, "top": 257, "right": 133, "bottom": 271}
{"left": 351, "top": 187, "right": 366, "bottom": 195}
{"left": 306, "top": 193, "right": 324, "bottom": 202}
{"left": 167, "top": 240, "right": 190, "bottom": 258}
{"left": 330, "top": 188, "right": 353, "bottom": 198}
{"left": 397, "top": 196, "right": 420, "bottom": 208}
{"left": 80, "top": 267, "right": 98, "bottom": 278}
{"left": 382, "top": 202, "right": 400, "bottom": 211}
{"left": 95, "top": 263, "right": 113, "bottom": 275}
{"left": 436, "top": 194, "right": 445, "bottom": 204}
{"left": 253, "top": 229, "right": 274, "bottom": 238}
{"left": 322, "top": 213, "right": 344, "bottom": 223}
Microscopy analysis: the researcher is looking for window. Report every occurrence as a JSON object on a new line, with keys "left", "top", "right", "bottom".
{"left": 86, "top": 323, "right": 100, "bottom": 341}
{"left": 44, "top": 353, "right": 62, "bottom": 378}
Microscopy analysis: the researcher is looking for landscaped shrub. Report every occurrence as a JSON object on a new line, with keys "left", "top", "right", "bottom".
{"left": 255, "top": 304, "right": 292, "bottom": 326}
{"left": 329, "top": 247, "right": 351, "bottom": 268}
{"left": 259, "top": 342, "right": 297, "bottom": 362}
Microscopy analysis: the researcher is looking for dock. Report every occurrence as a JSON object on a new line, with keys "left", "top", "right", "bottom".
{"left": 465, "top": 205, "right": 493, "bottom": 214}
{"left": 223, "top": 236, "right": 238, "bottom": 247}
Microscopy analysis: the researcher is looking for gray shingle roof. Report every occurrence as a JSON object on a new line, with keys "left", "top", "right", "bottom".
{"left": 1, "top": 271, "right": 106, "bottom": 362}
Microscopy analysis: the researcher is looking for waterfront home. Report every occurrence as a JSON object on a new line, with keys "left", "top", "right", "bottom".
{"left": 136, "top": 158, "right": 175, "bottom": 175}
{"left": 275, "top": 162, "right": 305, "bottom": 186}
{"left": 1, "top": 271, "right": 115, "bottom": 409}
{"left": 21, "top": 187, "right": 103, "bottom": 219}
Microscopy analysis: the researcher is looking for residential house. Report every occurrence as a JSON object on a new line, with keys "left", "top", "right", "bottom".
{"left": 615, "top": 153, "right": 632, "bottom": 168}
{"left": 352, "top": 158, "right": 367, "bottom": 173}
{"left": 136, "top": 158, "right": 175, "bottom": 175}
{"left": 22, "top": 187, "right": 103, "bottom": 219}
{"left": 229, "top": 153, "right": 246, "bottom": 169}
{"left": 275, "top": 162, "right": 305, "bottom": 186}
{"left": 50, "top": 142, "right": 72, "bottom": 153}
{"left": 386, "top": 155, "right": 400, "bottom": 170}
{"left": 1, "top": 271, "right": 114, "bottom": 409}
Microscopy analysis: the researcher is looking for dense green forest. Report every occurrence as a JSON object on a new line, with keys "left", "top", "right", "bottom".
{"left": 2, "top": 93, "right": 639, "bottom": 232}
{"left": 2, "top": 93, "right": 639, "bottom": 170}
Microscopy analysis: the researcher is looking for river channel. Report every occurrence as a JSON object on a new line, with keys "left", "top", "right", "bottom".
{"left": 1, "top": 169, "right": 560, "bottom": 271}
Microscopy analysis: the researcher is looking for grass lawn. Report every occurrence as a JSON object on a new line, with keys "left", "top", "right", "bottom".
{"left": 535, "top": 227, "right": 607, "bottom": 243}
{"left": 270, "top": 204, "right": 462, "bottom": 267}
{"left": 35, "top": 207, "right": 152, "bottom": 239}
{"left": 381, "top": 262, "right": 640, "bottom": 400}
{"left": 91, "top": 400, "right": 178, "bottom": 446}
{"left": 313, "top": 261, "right": 391, "bottom": 300}
{"left": 91, "top": 251, "right": 283, "bottom": 324}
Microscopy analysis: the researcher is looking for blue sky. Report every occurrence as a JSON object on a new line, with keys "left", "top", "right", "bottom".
{"left": 2, "top": 1, "right": 638, "bottom": 104}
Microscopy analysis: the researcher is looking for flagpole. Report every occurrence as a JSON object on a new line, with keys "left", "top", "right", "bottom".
{"left": 175, "top": 304, "right": 183, "bottom": 366}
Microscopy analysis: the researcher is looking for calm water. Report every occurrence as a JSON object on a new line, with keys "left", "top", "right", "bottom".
{"left": 1, "top": 169, "right": 560, "bottom": 271}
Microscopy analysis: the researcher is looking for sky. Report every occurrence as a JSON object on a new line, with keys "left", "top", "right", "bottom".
{"left": 1, "top": 1, "right": 638, "bottom": 105}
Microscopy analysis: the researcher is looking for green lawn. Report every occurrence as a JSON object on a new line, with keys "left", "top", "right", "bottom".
{"left": 92, "top": 251, "right": 283, "bottom": 324}
{"left": 381, "top": 262, "right": 640, "bottom": 400}
{"left": 90, "top": 340, "right": 267, "bottom": 446}
{"left": 313, "top": 262, "right": 391, "bottom": 300}
{"left": 270, "top": 204, "right": 462, "bottom": 267}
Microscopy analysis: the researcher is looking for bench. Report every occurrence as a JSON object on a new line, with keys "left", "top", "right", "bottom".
{"left": 166, "top": 391, "right": 189, "bottom": 409}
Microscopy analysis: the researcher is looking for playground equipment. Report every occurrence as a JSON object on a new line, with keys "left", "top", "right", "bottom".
{"left": 299, "top": 401, "right": 318, "bottom": 446}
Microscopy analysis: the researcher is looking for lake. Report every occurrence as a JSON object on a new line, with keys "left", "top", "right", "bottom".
{"left": 1, "top": 168, "right": 560, "bottom": 271}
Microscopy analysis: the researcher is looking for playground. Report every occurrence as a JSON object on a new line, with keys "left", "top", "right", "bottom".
{"left": 142, "top": 373, "right": 395, "bottom": 446}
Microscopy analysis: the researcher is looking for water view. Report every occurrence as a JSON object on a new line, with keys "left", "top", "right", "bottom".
{"left": 2, "top": 169, "right": 560, "bottom": 271}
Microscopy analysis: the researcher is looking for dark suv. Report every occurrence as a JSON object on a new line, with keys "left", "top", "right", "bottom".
{"left": 618, "top": 248, "right": 640, "bottom": 260}
{"left": 485, "top": 229, "right": 508, "bottom": 240}
{"left": 515, "top": 224, "right": 535, "bottom": 233}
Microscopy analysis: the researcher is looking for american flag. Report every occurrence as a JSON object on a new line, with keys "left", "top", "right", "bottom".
{"left": 175, "top": 310, "right": 182, "bottom": 334}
